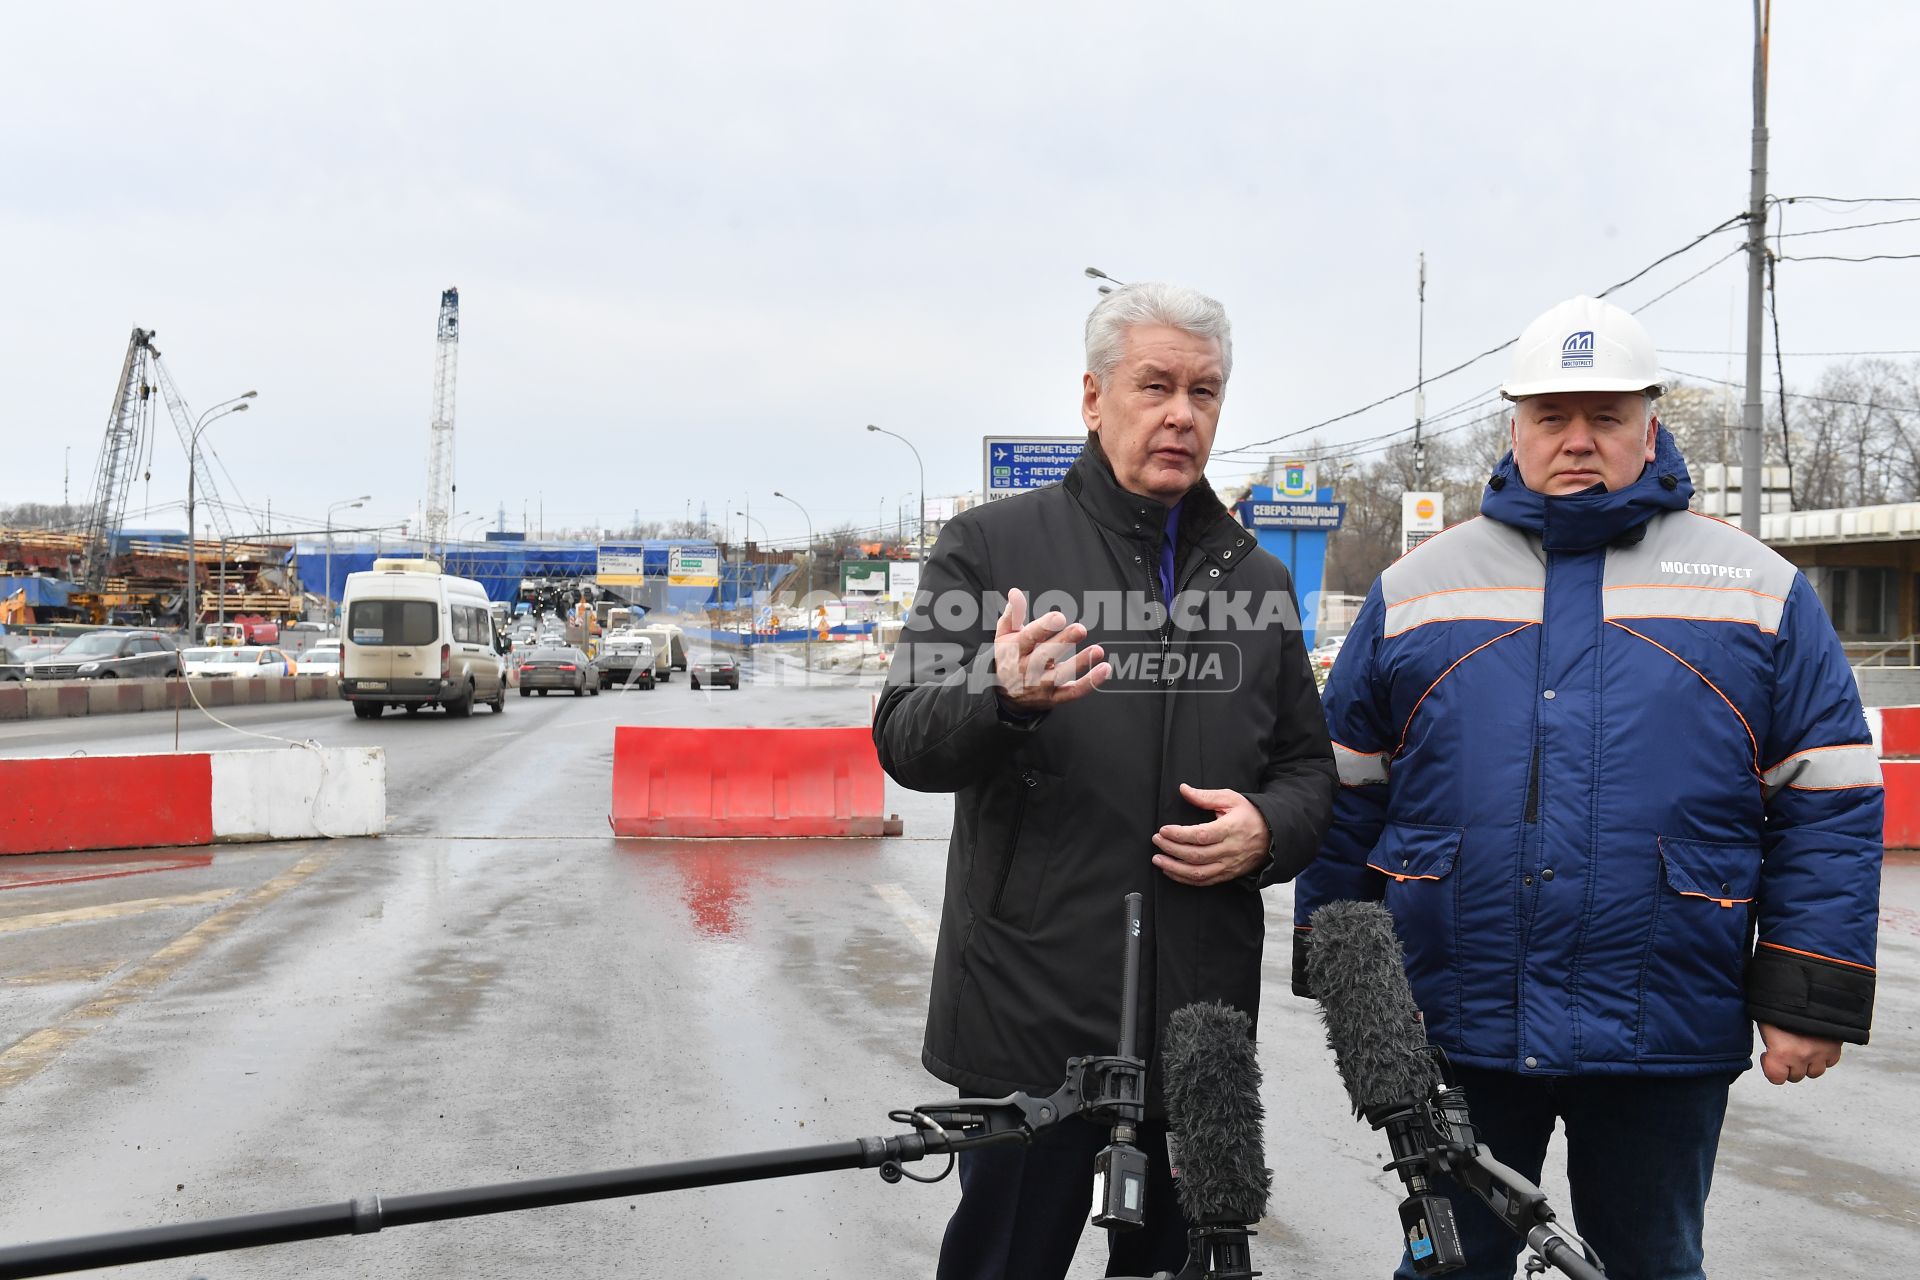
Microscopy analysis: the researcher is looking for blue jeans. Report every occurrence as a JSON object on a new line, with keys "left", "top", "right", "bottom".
{"left": 1393, "top": 1066, "right": 1736, "bottom": 1280}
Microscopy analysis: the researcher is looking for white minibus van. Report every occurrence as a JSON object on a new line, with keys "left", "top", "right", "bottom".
{"left": 339, "top": 558, "right": 507, "bottom": 718}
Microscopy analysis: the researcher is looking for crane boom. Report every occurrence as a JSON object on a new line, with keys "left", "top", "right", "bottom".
{"left": 150, "top": 351, "right": 237, "bottom": 540}
{"left": 79, "top": 329, "right": 158, "bottom": 590}
{"left": 422, "top": 287, "right": 460, "bottom": 549}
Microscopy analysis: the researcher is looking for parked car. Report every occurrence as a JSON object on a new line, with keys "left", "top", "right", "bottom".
{"left": 0, "top": 635, "right": 67, "bottom": 681}
{"left": 1311, "top": 633, "right": 1347, "bottom": 671}
{"left": 182, "top": 646, "right": 295, "bottom": 678}
{"left": 23, "top": 630, "right": 179, "bottom": 680}
{"left": 596, "top": 632, "right": 655, "bottom": 690}
{"left": 517, "top": 646, "right": 596, "bottom": 697}
{"left": 339, "top": 558, "right": 508, "bottom": 718}
{"left": 689, "top": 653, "right": 741, "bottom": 691}
{"left": 298, "top": 640, "right": 343, "bottom": 677}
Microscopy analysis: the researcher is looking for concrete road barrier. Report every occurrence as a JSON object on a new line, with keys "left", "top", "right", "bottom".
{"left": 0, "top": 675, "right": 338, "bottom": 723}
{"left": 0, "top": 747, "right": 385, "bottom": 855}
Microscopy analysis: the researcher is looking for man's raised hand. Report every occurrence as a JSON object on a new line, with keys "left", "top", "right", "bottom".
{"left": 994, "top": 587, "right": 1110, "bottom": 712}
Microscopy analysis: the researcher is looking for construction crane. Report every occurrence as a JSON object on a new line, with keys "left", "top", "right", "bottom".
{"left": 422, "top": 287, "right": 460, "bottom": 550}
{"left": 150, "top": 353, "right": 240, "bottom": 540}
{"left": 78, "top": 329, "right": 159, "bottom": 590}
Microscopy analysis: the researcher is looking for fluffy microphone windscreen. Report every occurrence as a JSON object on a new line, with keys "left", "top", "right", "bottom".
{"left": 1306, "top": 900, "right": 1442, "bottom": 1117}
{"left": 1162, "top": 1001, "right": 1271, "bottom": 1225}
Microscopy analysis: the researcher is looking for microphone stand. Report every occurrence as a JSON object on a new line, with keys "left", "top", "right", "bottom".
{"left": 1366, "top": 1066, "right": 1605, "bottom": 1280}
{"left": 0, "top": 896, "right": 1153, "bottom": 1280}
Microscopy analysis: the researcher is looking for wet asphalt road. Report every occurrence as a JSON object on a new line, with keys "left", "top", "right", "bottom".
{"left": 0, "top": 646, "right": 1914, "bottom": 1278}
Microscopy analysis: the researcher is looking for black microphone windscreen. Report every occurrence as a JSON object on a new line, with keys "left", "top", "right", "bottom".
{"left": 1162, "top": 1001, "right": 1271, "bottom": 1226}
{"left": 1306, "top": 900, "right": 1441, "bottom": 1117}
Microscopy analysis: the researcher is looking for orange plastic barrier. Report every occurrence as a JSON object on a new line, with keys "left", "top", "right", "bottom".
{"left": 610, "top": 726, "right": 902, "bottom": 838}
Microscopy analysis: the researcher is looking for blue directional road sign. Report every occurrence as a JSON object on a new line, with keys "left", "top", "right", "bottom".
{"left": 983, "top": 435, "right": 1084, "bottom": 500}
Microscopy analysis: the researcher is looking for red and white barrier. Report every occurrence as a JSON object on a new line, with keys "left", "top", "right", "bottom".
{"left": 0, "top": 747, "right": 385, "bottom": 856}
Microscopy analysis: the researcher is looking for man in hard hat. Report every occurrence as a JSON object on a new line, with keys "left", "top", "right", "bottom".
{"left": 1295, "top": 296, "right": 1882, "bottom": 1278}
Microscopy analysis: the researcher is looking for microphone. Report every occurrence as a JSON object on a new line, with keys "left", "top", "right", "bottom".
{"left": 1306, "top": 900, "right": 1460, "bottom": 1270}
{"left": 1306, "top": 902, "right": 1604, "bottom": 1279}
{"left": 1161, "top": 1001, "right": 1270, "bottom": 1280}
{"left": 1304, "top": 900, "right": 1443, "bottom": 1120}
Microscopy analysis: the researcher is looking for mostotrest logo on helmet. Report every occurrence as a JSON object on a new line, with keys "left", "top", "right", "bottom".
{"left": 1560, "top": 330, "right": 1596, "bottom": 370}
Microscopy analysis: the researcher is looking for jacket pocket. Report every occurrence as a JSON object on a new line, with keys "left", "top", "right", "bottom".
{"left": 1637, "top": 836, "right": 1762, "bottom": 1060}
{"left": 975, "top": 766, "right": 1060, "bottom": 933}
{"left": 1366, "top": 822, "right": 1464, "bottom": 1033}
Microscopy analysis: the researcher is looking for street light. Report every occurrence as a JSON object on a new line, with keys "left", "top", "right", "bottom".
{"left": 865, "top": 424, "right": 925, "bottom": 572}
{"left": 772, "top": 490, "right": 815, "bottom": 674}
{"left": 184, "top": 392, "right": 256, "bottom": 642}
{"left": 326, "top": 495, "right": 371, "bottom": 632}
{"left": 1084, "top": 265, "right": 1128, "bottom": 295}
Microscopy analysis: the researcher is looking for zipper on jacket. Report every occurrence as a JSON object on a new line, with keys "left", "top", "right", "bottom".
{"left": 1522, "top": 743, "right": 1541, "bottom": 823}
{"left": 991, "top": 769, "right": 1040, "bottom": 916}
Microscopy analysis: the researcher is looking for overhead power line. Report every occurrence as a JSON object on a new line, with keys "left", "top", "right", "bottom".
{"left": 1773, "top": 213, "right": 1920, "bottom": 238}
{"left": 1661, "top": 365, "right": 1920, "bottom": 415}
{"left": 1777, "top": 252, "right": 1920, "bottom": 264}
{"left": 1665, "top": 347, "right": 1920, "bottom": 358}
{"left": 1213, "top": 213, "right": 1749, "bottom": 458}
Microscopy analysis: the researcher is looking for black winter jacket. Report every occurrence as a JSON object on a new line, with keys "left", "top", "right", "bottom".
{"left": 873, "top": 444, "right": 1336, "bottom": 1099}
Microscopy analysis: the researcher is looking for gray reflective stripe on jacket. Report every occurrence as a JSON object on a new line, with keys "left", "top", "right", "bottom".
{"left": 1763, "top": 744, "right": 1884, "bottom": 798}
{"left": 1332, "top": 741, "right": 1390, "bottom": 787}
{"left": 1601, "top": 511, "right": 1798, "bottom": 631}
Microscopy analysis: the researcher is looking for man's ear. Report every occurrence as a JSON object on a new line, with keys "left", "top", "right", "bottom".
{"left": 1081, "top": 371, "right": 1102, "bottom": 435}
{"left": 1645, "top": 412, "right": 1660, "bottom": 461}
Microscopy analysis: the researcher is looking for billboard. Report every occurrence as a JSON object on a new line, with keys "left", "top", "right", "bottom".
{"left": 1401, "top": 492, "right": 1444, "bottom": 554}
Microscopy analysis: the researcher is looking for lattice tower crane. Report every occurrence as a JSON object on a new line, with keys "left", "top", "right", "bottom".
{"left": 422, "top": 287, "right": 460, "bottom": 551}
{"left": 78, "top": 329, "right": 159, "bottom": 590}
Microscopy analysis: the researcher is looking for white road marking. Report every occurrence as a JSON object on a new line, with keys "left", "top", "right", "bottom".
{"left": 873, "top": 882, "right": 939, "bottom": 957}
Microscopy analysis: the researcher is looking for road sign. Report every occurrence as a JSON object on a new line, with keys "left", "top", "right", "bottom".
{"left": 1401, "top": 491, "right": 1444, "bottom": 554}
{"left": 983, "top": 436, "right": 1083, "bottom": 500}
{"left": 597, "top": 543, "right": 649, "bottom": 586}
{"left": 667, "top": 546, "right": 720, "bottom": 588}
{"left": 1236, "top": 500, "right": 1345, "bottom": 531}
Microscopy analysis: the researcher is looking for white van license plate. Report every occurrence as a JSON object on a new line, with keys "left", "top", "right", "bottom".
{"left": 360, "top": 681, "right": 387, "bottom": 691}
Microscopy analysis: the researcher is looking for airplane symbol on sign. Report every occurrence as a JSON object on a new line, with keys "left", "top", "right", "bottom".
{"left": 994, "top": 447, "right": 1008, "bottom": 460}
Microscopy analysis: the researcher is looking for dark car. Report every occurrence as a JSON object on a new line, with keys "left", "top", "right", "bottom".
{"left": 517, "top": 646, "right": 597, "bottom": 697}
{"left": 23, "top": 630, "right": 179, "bottom": 680}
{"left": 689, "top": 653, "right": 741, "bottom": 691}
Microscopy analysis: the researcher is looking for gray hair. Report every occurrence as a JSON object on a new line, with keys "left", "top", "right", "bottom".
{"left": 1084, "top": 282, "right": 1233, "bottom": 389}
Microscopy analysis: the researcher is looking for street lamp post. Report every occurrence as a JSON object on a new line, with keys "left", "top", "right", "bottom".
{"left": 772, "top": 490, "right": 814, "bottom": 675}
{"left": 184, "top": 393, "right": 256, "bottom": 643}
{"left": 730, "top": 508, "right": 771, "bottom": 610}
{"left": 865, "top": 424, "right": 925, "bottom": 572}
{"left": 326, "top": 496, "right": 370, "bottom": 632}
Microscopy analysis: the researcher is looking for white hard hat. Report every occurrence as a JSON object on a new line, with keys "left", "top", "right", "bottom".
{"left": 1500, "top": 295, "right": 1665, "bottom": 401}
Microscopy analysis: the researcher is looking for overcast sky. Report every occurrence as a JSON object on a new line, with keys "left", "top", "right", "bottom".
{"left": 5, "top": 2, "right": 1917, "bottom": 547}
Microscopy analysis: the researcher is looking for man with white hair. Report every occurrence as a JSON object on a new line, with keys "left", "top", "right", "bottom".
{"left": 875, "top": 283, "right": 1336, "bottom": 1278}
{"left": 1295, "top": 296, "right": 1883, "bottom": 1278}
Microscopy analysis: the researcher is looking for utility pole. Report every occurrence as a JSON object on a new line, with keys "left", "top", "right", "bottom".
{"left": 1740, "top": 0, "right": 1771, "bottom": 534}
{"left": 1413, "top": 252, "right": 1427, "bottom": 488}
